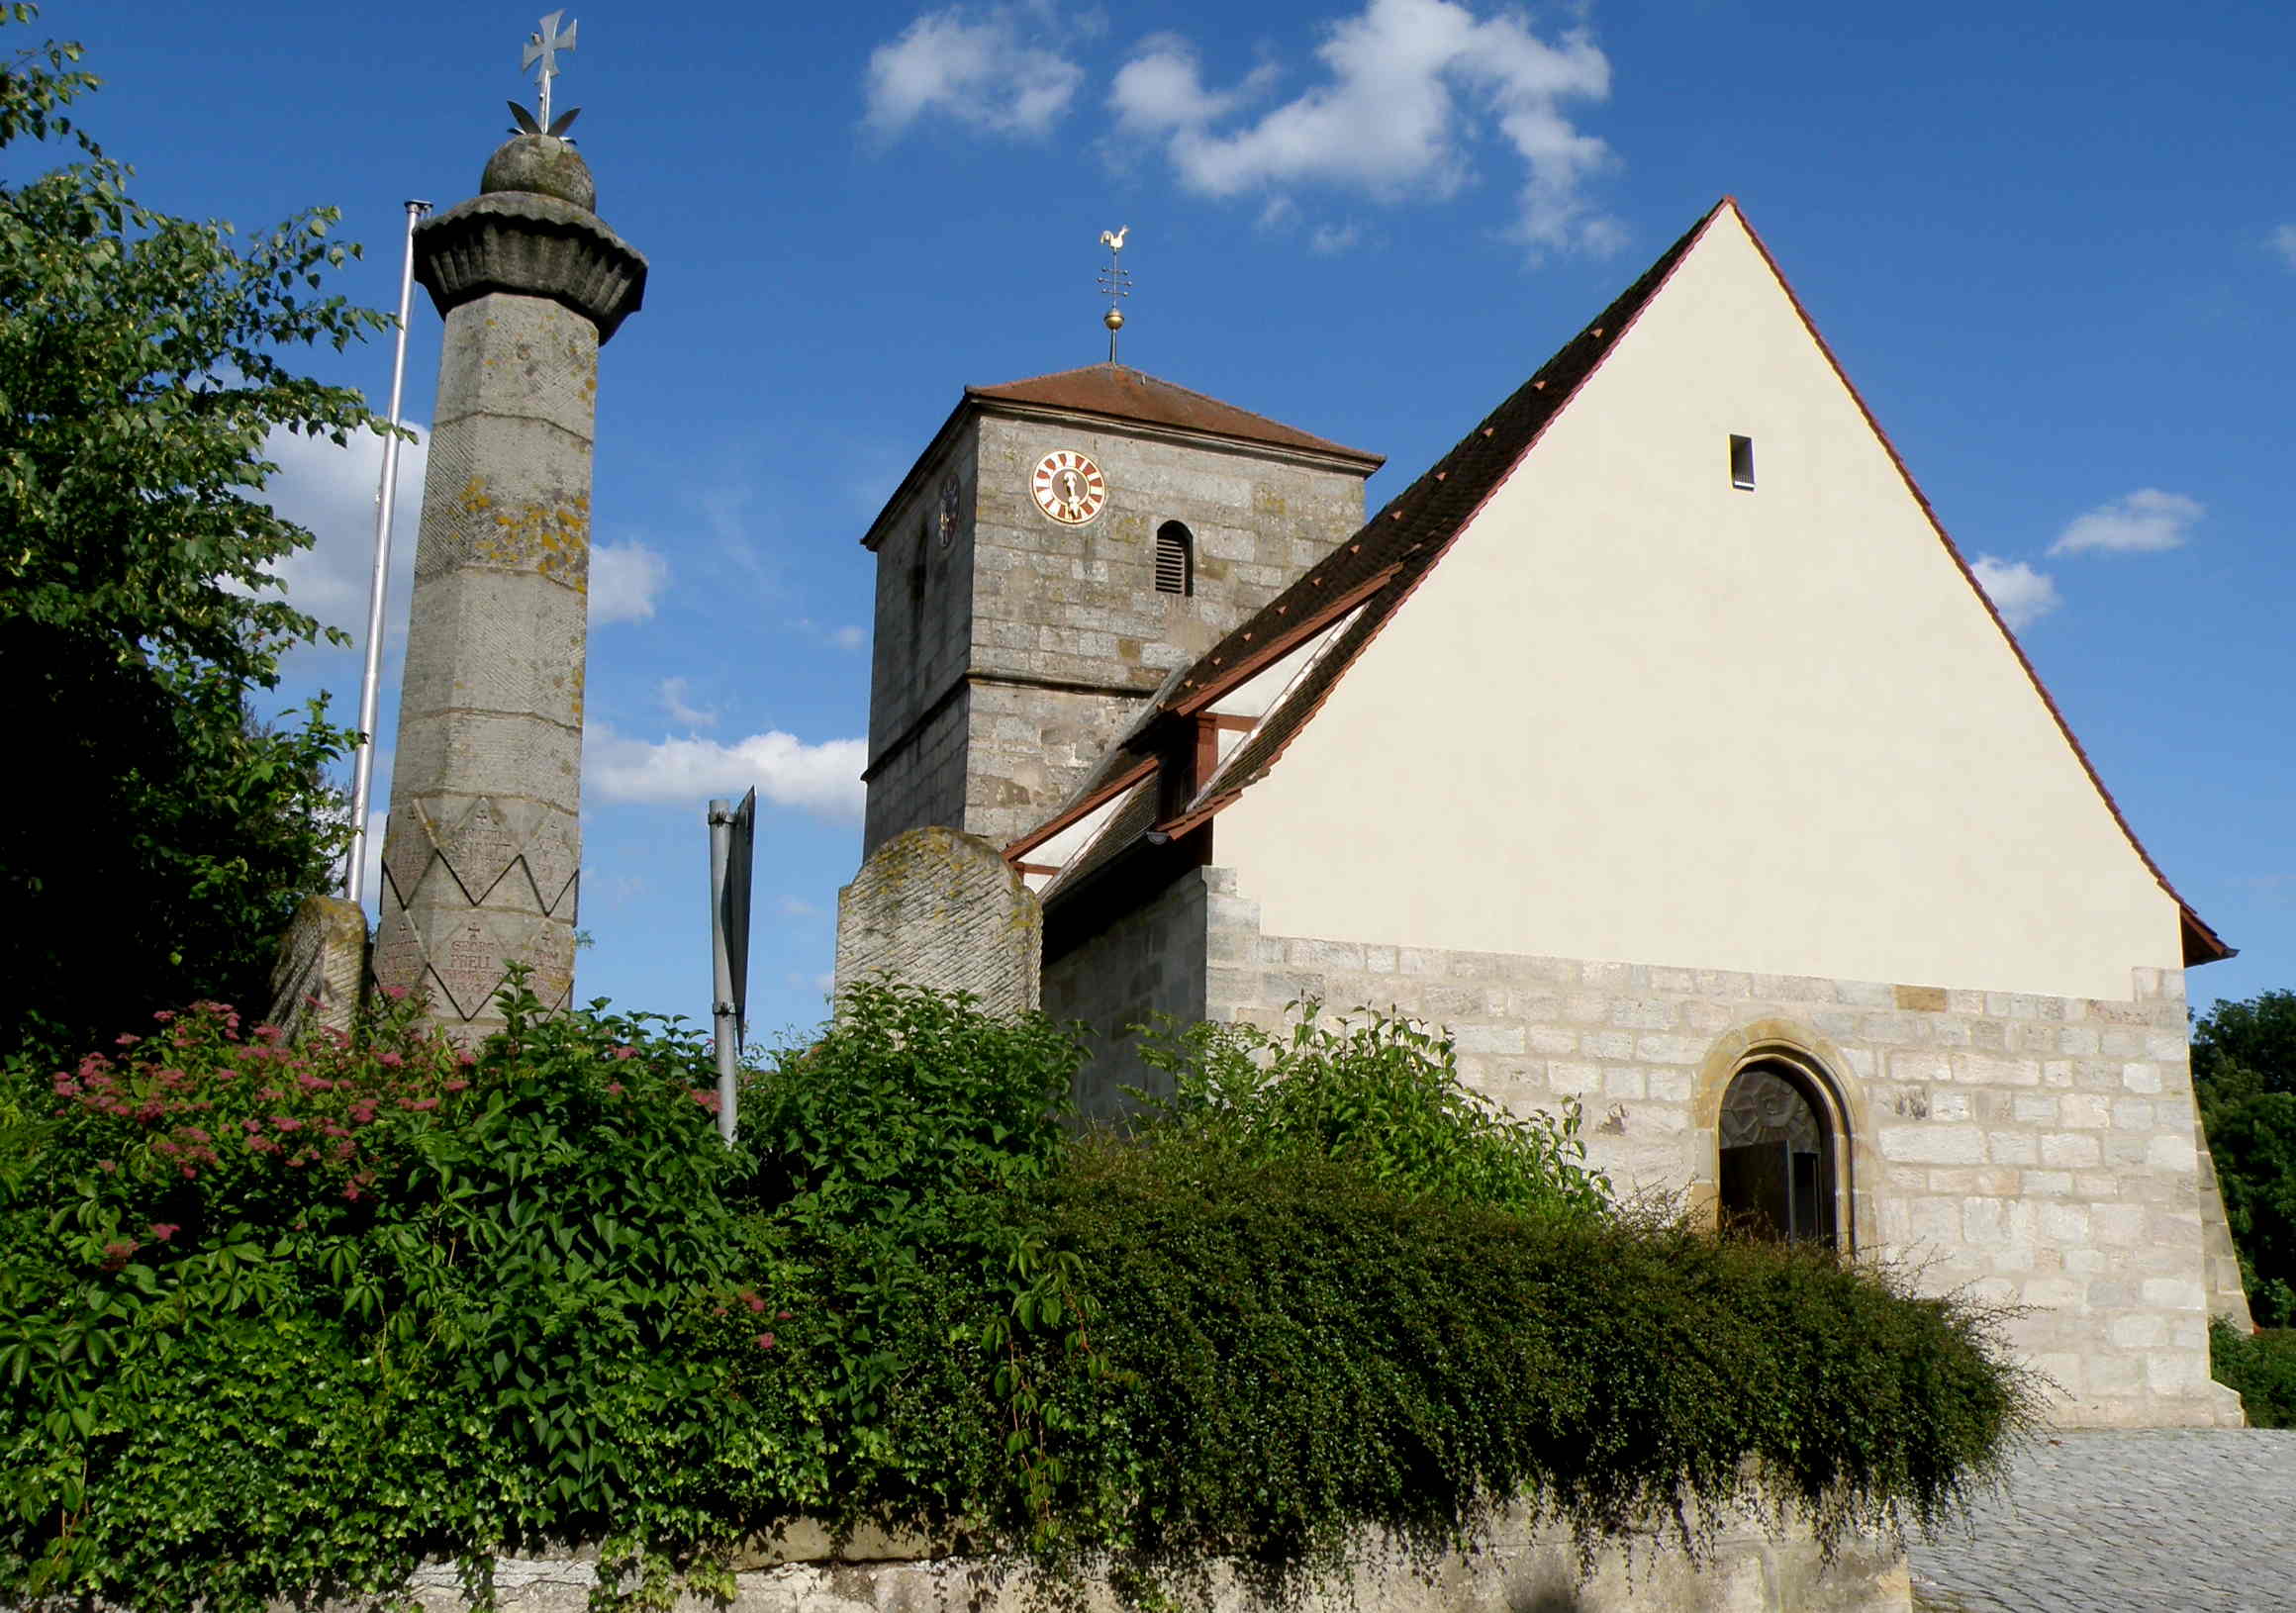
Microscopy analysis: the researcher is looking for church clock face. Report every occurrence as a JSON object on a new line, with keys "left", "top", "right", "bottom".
{"left": 1030, "top": 448, "right": 1107, "bottom": 526}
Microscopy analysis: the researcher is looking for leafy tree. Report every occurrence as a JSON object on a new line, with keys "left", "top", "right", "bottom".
{"left": 2194, "top": 989, "right": 2296, "bottom": 1327}
{"left": 0, "top": 8, "right": 390, "bottom": 1061}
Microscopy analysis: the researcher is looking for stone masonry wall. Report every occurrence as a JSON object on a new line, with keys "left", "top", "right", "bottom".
{"left": 862, "top": 423, "right": 978, "bottom": 857}
{"left": 861, "top": 688, "right": 970, "bottom": 858}
{"left": 306, "top": 1506, "right": 1910, "bottom": 1613}
{"left": 1041, "top": 867, "right": 1211, "bottom": 1122}
{"left": 961, "top": 681, "right": 1142, "bottom": 851}
{"left": 833, "top": 827, "right": 1040, "bottom": 1016}
{"left": 1147, "top": 866, "right": 2247, "bottom": 1430}
{"left": 955, "top": 414, "right": 1368, "bottom": 849}
{"left": 864, "top": 415, "right": 1367, "bottom": 856}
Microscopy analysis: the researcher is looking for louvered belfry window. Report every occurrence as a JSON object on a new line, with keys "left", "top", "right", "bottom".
{"left": 1154, "top": 522, "right": 1194, "bottom": 597}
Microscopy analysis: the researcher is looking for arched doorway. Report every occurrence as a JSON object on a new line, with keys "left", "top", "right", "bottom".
{"left": 1717, "top": 1060, "right": 1840, "bottom": 1246}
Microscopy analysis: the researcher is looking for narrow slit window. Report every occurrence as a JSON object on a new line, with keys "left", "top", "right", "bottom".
{"left": 1154, "top": 521, "right": 1194, "bottom": 596}
{"left": 1729, "top": 433, "right": 1756, "bottom": 491}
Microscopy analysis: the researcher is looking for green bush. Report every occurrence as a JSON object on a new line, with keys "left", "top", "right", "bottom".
{"left": 2199, "top": 1092, "right": 2296, "bottom": 1329}
{"left": 0, "top": 984, "right": 798, "bottom": 1606}
{"left": 733, "top": 981, "right": 1091, "bottom": 1537}
{"left": 2193, "top": 990, "right": 2296, "bottom": 1328}
{"left": 0, "top": 983, "right": 2039, "bottom": 1613}
{"left": 1133, "top": 1002, "right": 1610, "bottom": 1216}
{"left": 2211, "top": 1318, "right": 2296, "bottom": 1429}
{"left": 1006, "top": 1142, "right": 2032, "bottom": 1605}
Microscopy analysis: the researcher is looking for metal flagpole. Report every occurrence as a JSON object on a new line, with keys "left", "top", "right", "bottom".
{"left": 345, "top": 198, "right": 432, "bottom": 905}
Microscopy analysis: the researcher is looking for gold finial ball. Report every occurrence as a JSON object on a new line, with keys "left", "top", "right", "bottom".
{"left": 1104, "top": 308, "right": 1125, "bottom": 332}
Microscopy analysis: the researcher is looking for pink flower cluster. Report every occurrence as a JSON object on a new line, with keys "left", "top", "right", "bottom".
{"left": 49, "top": 1000, "right": 474, "bottom": 1231}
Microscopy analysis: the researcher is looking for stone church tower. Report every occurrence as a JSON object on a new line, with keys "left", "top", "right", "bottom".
{"left": 858, "top": 363, "right": 1382, "bottom": 855}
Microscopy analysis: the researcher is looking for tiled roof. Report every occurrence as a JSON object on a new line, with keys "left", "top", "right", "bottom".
{"left": 969, "top": 364, "right": 1385, "bottom": 470}
{"left": 1016, "top": 200, "right": 2231, "bottom": 967}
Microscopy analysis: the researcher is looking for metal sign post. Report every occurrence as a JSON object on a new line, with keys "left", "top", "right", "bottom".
{"left": 707, "top": 789, "right": 756, "bottom": 1145}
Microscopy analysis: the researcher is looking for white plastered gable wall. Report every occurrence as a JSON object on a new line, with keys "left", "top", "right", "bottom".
{"left": 1213, "top": 206, "right": 2183, "bottom": 1004}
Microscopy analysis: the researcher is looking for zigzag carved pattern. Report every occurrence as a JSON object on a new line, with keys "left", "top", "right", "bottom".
{"left": 373, "top": 794, "right": 580, "bottom": 1025}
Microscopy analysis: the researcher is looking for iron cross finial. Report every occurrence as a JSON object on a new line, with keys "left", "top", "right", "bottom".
{"left": 513, "top": 12, "right": 580, "bottom": 138}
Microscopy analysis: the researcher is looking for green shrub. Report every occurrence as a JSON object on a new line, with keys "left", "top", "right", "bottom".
{"left": 0, "top": 983, "right": 2039, "bottom": 1613}
{"left": 2198, "top": 1092, "right": 2296, "bottom": 1328}
{"left": 1005, "top": 1141, "right": 2035, "bottom": 1604}
{"left": 2192, "top": 991, "right": 2296, "bottom": 1328}
{"left": 0, "top": 983, "right": 805, "bottom": 1606}
{"left": 2211, "top": 1318, "right": 2296, "bottom": 1429}
{"left": 732, "top": 981, "right": 1089, "bottom": 1537}
{"left": 1133, "top": 1002, "right": 1610, "bottom": 1216}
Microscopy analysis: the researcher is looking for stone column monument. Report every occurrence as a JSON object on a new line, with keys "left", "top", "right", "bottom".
{"left": 371, "top": 126, "right": 645, "bottom": 1036}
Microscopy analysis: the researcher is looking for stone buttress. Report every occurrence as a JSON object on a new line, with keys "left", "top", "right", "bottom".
{"left": 372, "top": 133, "right": 645, "bottom": 1035}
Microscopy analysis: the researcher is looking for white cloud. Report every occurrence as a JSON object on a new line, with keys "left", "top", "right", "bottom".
{"left": 1110, "top": 32, "right": 1276, "bottom": 129}
{"left": 777, "top": 895, "right": 822, "bottom": 918}
{"left": 1111, "top": 0, "right": 1618, "bottom": 253}
{"left": 587, "top": 722, "right": 867, "bottom": 822}
{"left": 865, "top": 5, "right": 1085, "bottom": 139}
{"left": 1968, "top": 555, "right": 2060, "bottom": 630}
{"left": 2271, "top": 224, "right": 2296, "bottom": 270}
{"left": 591, "top": 540, "right": 670, "bottom": 624}
{"left": 256, "top": 424, "right": 430, "bottom": 644}
{"left": 2049, "top": 489, "right": 2204, "bottom": 556}
{"left": 1308, "top": 222, "right": 1362, "bottom": 255}
{"left": 658, "top": 676, "right": 717, "bottom": 729}
{"left": 791, "top": 617, "right": 869, "bottom": 651}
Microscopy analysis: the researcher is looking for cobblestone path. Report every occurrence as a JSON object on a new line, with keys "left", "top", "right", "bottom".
{"left": 1909, "top": 1429, "right": 2296, "bottom": 1612}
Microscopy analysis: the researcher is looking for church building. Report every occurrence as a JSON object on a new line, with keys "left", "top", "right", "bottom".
{"left": 839, "top": 198, "right": 2250, "bottom": 1429}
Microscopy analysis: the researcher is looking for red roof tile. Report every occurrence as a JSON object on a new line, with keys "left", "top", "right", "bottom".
{"left": 968, "top": 364, "right": 1385, "bottom": 470}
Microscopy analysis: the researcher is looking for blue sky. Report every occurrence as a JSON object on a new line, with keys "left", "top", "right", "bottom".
{"left": 31, "top": 0, "right": 2293, "bottom": 1042}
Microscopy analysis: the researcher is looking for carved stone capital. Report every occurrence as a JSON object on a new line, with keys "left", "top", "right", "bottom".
{"left": 416, "top": 190, "right": 648, "bottom": 341}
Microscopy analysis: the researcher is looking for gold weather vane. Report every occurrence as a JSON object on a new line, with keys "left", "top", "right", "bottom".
{"left": 1098, "top": 226, "right": 1130, "bottom": 363}
{"left": 509, "top": 11, "right": 581, "bottom": 138}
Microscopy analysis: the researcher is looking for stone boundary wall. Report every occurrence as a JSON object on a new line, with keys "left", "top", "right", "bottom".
{"left": 265, "top": 893, "right": 368, "bottom": 1041}
{"left": 1169, "top": 867, "right": 2245, "bottom": 1431}
{"left": 833, "top": 827, "right": 1040, "bottom": 1016}
{"left": 370, "top": 1507, "right": 1910, "bottom": 1613}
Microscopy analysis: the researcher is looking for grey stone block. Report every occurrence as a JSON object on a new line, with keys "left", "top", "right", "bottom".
{"left": 834, "top": 827, "right": 1041, "bottom": 1016}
